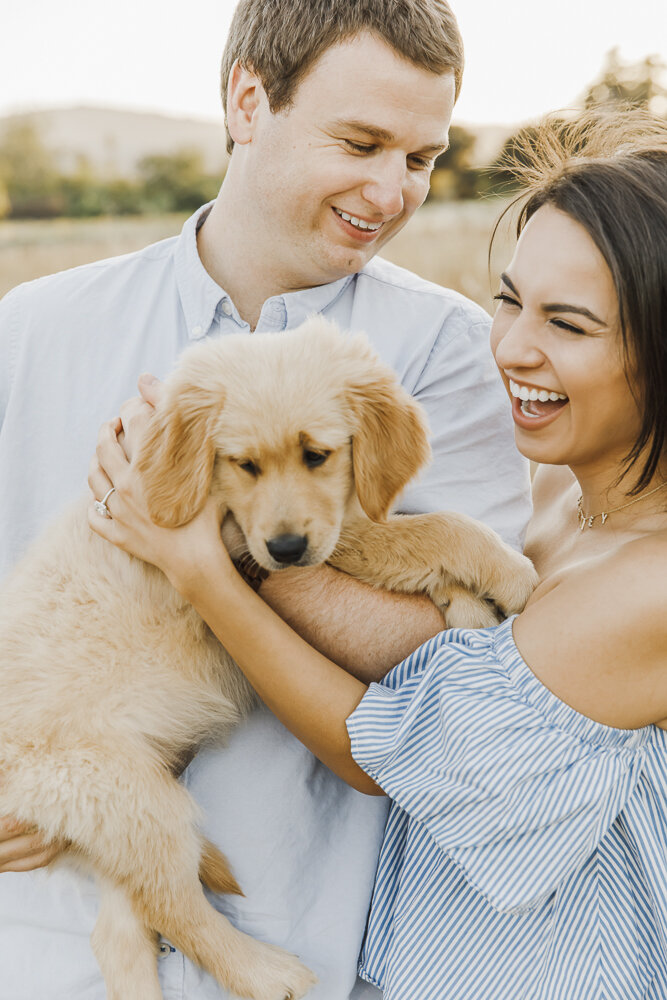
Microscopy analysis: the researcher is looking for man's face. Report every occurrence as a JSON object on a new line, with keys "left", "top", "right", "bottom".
{"left": 235, "top": 33, "right": 456, "bottom": 291}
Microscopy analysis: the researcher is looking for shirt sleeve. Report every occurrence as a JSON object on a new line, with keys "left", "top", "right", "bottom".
{"left": 398, "top": 308, "right": 532, "bottom": 552}
{"left": 0, "top": 285, "right": 22, "bottom": 432}
{"left": 346, "top": 625, "right": 650, "bottom": 914}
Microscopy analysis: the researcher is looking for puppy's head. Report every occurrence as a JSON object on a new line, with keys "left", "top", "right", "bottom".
{"left": 135, "top": 319, "right": 431, "bottom": 569}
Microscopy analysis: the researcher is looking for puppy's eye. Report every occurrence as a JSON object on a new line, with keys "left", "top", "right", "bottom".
{"left": 303, "top": 450, "right": 330, "bottom": 469}
{"left": 238, "top": 460, "right": 259, "bottom": 476}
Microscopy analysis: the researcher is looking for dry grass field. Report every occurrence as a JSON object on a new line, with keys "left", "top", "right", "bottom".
{"left": 0, "top": 198, "right": 516, "bottom": 313}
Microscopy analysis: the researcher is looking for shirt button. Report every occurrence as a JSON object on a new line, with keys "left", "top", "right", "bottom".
{"left": 221, "top": 301, "right": 233, "bottom": 316}
{"left": 158, "top": 941, "right": 176, "bottom": 958}
{"left": 192, "top": 325, "right": 203, "bottom": 337}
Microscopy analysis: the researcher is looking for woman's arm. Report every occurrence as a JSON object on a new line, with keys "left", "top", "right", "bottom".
{"left": 174, "top": 514, "right": 382, "bottom": 794}
{"left": 88, "top": 483, "right": 381, "bottom": 793}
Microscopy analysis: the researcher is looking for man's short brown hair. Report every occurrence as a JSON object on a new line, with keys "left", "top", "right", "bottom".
{"left": 220, "top": 0, "right": 464, "bottom": 153}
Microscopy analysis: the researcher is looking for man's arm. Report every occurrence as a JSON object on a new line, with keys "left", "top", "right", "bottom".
{"left": 259, "top": 564, "right": 445, "bottom": 683}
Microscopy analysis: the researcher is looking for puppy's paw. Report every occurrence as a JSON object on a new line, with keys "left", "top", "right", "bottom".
{"left": 433, "top": 585, "right": 501, "bottom": 629}
{"left": 236, "top": 940, "right": 317, "bottom": 1000}
{"left": 488, "top": 551, "right": 539, "bottom": 617}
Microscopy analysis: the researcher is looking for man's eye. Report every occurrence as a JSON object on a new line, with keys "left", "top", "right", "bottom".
{"left": 303, "top": 450, "right": 329, "bottom": 469}
{"left": 238, "top": 460, "right": 259, "bottom": 476}
{"left": 408, "top": 156, "right": 433, "bottom": 170}
{"left": 345, "top": 140, "right": 375, "bottom": 154}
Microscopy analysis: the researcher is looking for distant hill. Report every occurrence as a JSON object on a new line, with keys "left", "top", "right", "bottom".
{"left": 0, "top": 106, "right": 229, "bottom": 178}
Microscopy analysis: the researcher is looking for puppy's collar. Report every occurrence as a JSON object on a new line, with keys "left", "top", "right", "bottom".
{"left": 232, "top": 552, "right": 270, "bottom": 592}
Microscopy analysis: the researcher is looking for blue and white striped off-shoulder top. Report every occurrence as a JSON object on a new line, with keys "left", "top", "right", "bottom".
{"left": 346, "top": 616, "right": 667, "bottom": 1000}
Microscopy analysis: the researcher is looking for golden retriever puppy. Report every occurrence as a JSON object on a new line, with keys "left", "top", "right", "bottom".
{"left": 0, "top": 318, "right": 536, "bottom": 1000}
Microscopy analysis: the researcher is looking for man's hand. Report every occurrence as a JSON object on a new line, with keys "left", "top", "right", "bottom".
{"left": 0, "top": 817, "right": 63, "bottom": 873}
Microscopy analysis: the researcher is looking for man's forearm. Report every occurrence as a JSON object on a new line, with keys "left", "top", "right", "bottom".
{"left": 259, "top": 564, "right": 445, "bottom": 683}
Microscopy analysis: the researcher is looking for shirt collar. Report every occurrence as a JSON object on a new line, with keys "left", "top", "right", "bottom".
{"left": 174, "top": 202, "right": 228, "bottom": 341}
{"left": 282, "top": 273, "right": 355, "bottom": 328}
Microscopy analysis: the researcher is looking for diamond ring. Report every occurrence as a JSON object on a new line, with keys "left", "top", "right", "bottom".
{"left": 94, "top": 486, "right": 116, "bottom": 519}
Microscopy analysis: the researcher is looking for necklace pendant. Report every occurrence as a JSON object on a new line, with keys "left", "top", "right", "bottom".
{"left": 588, "top": 515, "right": 595, "bottom": 528}
{"left": 601, "top": 512, "right": 608, "bottom": 525}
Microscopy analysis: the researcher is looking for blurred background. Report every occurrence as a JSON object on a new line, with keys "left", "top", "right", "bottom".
{"left": 1, "top": 0, "right": 665, "bottom": 311}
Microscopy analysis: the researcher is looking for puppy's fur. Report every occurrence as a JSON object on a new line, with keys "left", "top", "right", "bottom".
{"left": 0, "top": 318, "right": 536, "bottom": 1000}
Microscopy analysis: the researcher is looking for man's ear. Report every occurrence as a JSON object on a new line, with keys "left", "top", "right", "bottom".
{"left": 133, "top": 358, "right": 226, "bottom": 529}
{"left": 346, "top": 362, "right": 431, "bottom": 522}
{"left": 226, "top": 59, "right": 264, "bottom": 146}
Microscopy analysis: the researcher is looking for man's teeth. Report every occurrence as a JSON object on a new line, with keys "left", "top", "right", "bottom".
{"left": 334, "top": 208, "right": 382, "bottom": 231}
{"left": 509, "top": 379, "right": 567, "bottom": 403}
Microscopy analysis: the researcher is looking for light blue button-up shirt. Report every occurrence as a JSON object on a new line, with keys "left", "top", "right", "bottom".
{"left": 0, "top": 204, "right": 531, "bottom": 1000}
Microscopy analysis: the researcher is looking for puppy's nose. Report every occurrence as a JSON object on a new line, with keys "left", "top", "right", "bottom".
{"left": 266, "top": 534, "right": 308, "bottom": 564}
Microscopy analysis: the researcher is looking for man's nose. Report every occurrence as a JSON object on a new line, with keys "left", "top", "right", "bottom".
{"left": 361, "top": 159, "right": 406, "bottom": 217}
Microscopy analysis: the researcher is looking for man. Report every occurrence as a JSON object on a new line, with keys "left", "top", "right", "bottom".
{"left": 0, "top": 1, "right": 531, "bottom": 997}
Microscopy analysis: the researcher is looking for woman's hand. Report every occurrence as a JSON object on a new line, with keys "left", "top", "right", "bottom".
{"left": 0, "top": 817, "right": 64, "bottom": 873}
{"left": 87, "top": 375, "right": 230, "bottom": 594}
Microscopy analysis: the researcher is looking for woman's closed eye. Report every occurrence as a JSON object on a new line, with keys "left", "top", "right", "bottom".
{"left": 547, "top": 318, "right": 586, "bottom": 335}
{"left": 493, "top": 292, "right": 521, "bottom": 309}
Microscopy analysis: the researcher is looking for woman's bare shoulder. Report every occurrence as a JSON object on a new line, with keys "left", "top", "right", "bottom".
{"left": 514, "top": 531, "right": 667, "bottom": 728}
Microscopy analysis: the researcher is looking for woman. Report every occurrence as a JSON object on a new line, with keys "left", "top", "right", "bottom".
{"left": 8, "top": 111, "right": 667, "bottom": 997}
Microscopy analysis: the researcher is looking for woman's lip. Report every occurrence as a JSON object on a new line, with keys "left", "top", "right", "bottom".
{"left": 331, "top": 207, "right": 385, "bottom": 243}
{"left": 510, "top": 394, "right": 568, "bottom": 430}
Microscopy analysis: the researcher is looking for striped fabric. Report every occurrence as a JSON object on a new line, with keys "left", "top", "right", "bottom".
{"left": 346, "top": 617, "right": 667, "bottom": 999}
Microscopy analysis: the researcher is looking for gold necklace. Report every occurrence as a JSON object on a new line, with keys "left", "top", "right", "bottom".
{"left": 577, "top": 481, "right": 667, "bottom": 530}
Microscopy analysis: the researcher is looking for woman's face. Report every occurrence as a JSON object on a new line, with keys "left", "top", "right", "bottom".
{"left": 490, "top": 203, "right": 642, "bottom": 475}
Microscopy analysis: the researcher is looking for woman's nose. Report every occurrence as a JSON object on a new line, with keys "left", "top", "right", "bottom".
{"left": 491, "top": 311, "right": 544, "bottom": 372}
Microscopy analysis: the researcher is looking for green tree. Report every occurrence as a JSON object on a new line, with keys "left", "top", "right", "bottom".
{"left": 137, "top": 150, "right": 221, "bottom": 213}
{"left": 428, "top": 125, "right": 479, "bottom": 200}
{"left": 0, "top": 121, "right": 63, "bottom": 217}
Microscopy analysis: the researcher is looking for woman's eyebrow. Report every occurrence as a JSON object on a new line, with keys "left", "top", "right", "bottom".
{"left": 500, "top": 273, "right": 606, "bottom": 326}
{"left": 541, "top": 303, "right": 607, "bottom": 326}
{"left": 499, "top": 272, "right": 520, "bottom": 297}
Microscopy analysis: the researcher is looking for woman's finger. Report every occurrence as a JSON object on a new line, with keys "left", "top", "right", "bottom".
{"left": 87, "top": 452, "right": 114, "bottom": 501}
{"left": 96, "top": 422, "right": 133, "bottom": 492}
{"left": 118, "top": 396, "right": 155, "bottom": 462}
{"left": 0, "top": 827, "right": 63, "bottom": 873}
{"left": 0, "top": 841, "right": 64, "bottom": 873}
{"left": 0, "top": 815, "right": 29, "bottom": 840}
{"left": 137, "top": 373, "right": 163, "bottom": 408}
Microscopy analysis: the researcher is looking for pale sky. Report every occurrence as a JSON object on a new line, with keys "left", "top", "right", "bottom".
{"left": 1, "top": 0, "right": 665, "bottom": 127}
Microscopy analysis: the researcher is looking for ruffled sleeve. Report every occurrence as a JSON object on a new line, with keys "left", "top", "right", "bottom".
{"left": 347, "top": 617, "right": 651, "bottom": 914}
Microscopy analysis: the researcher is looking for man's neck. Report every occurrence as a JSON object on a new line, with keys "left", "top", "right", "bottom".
{"left": 196, "top": 195, "right": 277, "bottom": 330}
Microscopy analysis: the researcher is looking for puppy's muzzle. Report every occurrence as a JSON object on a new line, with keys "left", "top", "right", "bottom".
{"left": 266, "top": 534, "right": 309, "bottom": 565}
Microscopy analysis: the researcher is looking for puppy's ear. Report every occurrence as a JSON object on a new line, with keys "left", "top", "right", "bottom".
{"left": 134, "top": 370, "right": 225, "bottom": 529}
{"left": 347, "top": 363, "right": 431, "bottom": 522}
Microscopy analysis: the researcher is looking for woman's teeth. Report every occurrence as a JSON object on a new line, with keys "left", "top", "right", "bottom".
{"left": 334, "top": 208, "right": 382, "bottom": 231}
{"left": 509, "top": 379, "right": 567, "bottom": 403}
